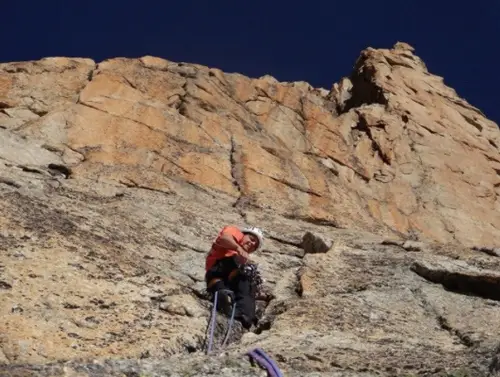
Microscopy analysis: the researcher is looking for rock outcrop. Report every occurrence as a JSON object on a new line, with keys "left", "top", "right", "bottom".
{"left": 1, "top": 42, "right": 500, "bottom": 376}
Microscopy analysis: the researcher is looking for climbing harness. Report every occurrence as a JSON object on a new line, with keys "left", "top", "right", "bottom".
{"left": 247, "top": 347, "right": 284, "bottom": 377}
{"left": 205, "top": 289, "right": 236, "bottom": 354}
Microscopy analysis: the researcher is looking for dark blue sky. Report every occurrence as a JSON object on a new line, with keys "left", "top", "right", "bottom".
{"left": 2, "top": 1, "right": 499, "bottom": 124}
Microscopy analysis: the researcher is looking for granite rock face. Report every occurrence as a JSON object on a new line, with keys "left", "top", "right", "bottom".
{"left": 0, "top": 42, "right": 500, "bottom": 377}
{"left": 2, "top": 43, "right": 499, "bottom": 245}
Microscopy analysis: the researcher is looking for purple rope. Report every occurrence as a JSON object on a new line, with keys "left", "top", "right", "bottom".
{"left": 221, "top": 301, "right": 236, "bottom": 349}
{"left": 254, "top": 348, "right": 284, "bottom": 377}
{"left": 207, "top": 291, "right": 236, "bottom": 354}
{"left": 248, "top": 349, "right": 279, "bottom": 377}
{"left": 206, "top": 290, "right": 218, "bottom": 354}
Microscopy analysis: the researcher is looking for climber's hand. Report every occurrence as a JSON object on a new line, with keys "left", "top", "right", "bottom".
{"left": 236, "top": 246, "right": 250, "bottom": 262}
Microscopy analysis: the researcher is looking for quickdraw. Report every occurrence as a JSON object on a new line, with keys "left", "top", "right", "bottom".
{"left": 241, "top": 263, "right": 264, "bottom": 297}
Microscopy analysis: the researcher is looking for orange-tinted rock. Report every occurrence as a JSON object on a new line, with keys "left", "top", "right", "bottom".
{"left": 3, "top": 44, "right": 500, "bottom": 375}
{"left": 1, "top": 43, "right": 499, "bottom": 246}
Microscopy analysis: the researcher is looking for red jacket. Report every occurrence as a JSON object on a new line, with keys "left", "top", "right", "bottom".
{"left": 205, "top": 225, "right": 246, "bottom": 271}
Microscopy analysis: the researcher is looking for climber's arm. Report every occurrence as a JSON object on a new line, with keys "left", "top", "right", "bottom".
{"left": 214, "top": 229, "right": 250, "bottom": 261}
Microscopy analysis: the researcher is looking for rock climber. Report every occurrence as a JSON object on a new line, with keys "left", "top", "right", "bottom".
{"left": 205, "top": 225, "right": 264, "bottom": 330}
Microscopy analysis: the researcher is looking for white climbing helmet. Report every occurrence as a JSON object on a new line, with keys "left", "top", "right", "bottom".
{"left": 241, "top": 226, "right": 264, "bottom": 252}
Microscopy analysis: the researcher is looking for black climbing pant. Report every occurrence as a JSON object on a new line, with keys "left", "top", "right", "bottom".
{"left": 205, "top": 256, "right": 256, "bottom": 329}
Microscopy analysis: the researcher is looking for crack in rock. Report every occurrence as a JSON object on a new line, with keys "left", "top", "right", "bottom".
{"left": 340, "top": 54, "right": 389, "bottom": 113}
{"left": 381, "top": 239, "right": 425, "bottom": 251}
{"left": 0, "top": 177, "right": 21, "bottom": 188}
{"left": 413, "top": 287, "right": 475, "bottom": 349}
{"left": 411, "top": 260, "right": 500, "bottom": 301}
{"left": 436, "top": 315, "right": 475, "bottom": 348}
{"left": 48, "top": 163, "right": 72, "bottom": 179}
{"left": 472, "top": 246, "right": 500, "bottom": 257}
{"left": 352, "top": 112, "right": 391, "bottom": 166}
{"left": 230, "top": 136, "right": 245, "bottom": 210}
{"left": 489, "top": 343, "right": 500, "bottom": 375}
{"left": 268, "top": 235, "right": 302, "bottom": 249}
{"left": 246, "top": 166, "right": 322, "bottom": 198}
{"left": 118, "top": 178, "right": 171, "bottom": 195}
{"left": 283, "top": 213, "right": 342, "bottom": 228}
